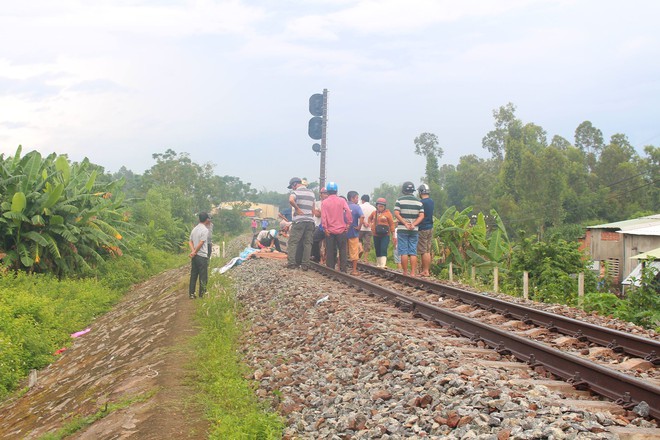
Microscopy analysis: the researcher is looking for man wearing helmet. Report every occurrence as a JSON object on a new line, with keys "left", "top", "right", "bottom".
{"left": 254, "top": 228, "right": 282, "bottom": 252}
{"left": 321, "top": 181, "right": 352, "bottom": 272}
{"left": 286, "top": 177, "right": 316, "bottom": 270}
{"left": 393, "top": 181, "right": 424, "bottom": 277}
{"left": 417, "top": 183, "right": 435, "bottom": 277}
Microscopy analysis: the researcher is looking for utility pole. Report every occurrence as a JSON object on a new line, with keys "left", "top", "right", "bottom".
{"left": 320, "top": 88, "right": 328, "bottom": 189}
{"left": 308, "top": 89, "right": 328, "bottom": 189}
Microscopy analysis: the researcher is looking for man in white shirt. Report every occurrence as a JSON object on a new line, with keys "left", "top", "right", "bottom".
{"left": 189, "top": 212, "right": 211, "bottom": 299}
{"left": 359, "top": 194, "right": 376, "bottom": 264}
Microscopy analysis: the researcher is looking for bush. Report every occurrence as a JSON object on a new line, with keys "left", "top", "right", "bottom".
{"left": 582, "top": 292, "right": 623, "bottom": 316}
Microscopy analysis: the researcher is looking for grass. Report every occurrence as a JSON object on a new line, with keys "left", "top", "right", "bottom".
{"left": 191, "top": 268, "right": 284, "bottom": 439}
{"left": 37, "top": 389, "right": 158, "bottom": 440}
{"left": 0, "top": 245, "right": 187, "bottom": 400}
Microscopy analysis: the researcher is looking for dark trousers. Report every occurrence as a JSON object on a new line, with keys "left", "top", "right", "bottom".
{"left": 189, "top": 255, "right": 209, "bottom": 296}
{"left": 373, "top": 234, "right": 390, "bottom": 257}
{"left": 311, "top": 226, "right": 325, "bottom": 262}
{"left": 326, "top": 232, "right": 348, "bottom": 272}
{"left": 287, "top": 221, "right": 315, "bottom": 267}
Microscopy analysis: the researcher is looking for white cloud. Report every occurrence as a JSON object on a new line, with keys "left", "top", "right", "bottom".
{"left": 285, "top": 0, "right": 542, "bottom": 39}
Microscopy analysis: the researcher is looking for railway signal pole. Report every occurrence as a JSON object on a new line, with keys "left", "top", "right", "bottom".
{"left": 308, "top": 89, "right": 328, "bottom": 189}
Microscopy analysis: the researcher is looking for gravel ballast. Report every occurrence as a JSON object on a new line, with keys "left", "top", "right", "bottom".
{"left": 226, "top": 256, "right": 658, "bottom": 440}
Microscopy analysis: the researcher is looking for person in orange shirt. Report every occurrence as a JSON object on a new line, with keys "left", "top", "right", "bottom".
{"left": 368, "top": 198, "right": 396, "bottom": 268}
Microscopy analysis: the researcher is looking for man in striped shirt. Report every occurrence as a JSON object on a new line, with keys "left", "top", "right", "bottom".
{"left": 393, "top": 181, "right": 424, "bottom": 277}
{"left": 287, "top": 177, "right": 316, "bottom": 270}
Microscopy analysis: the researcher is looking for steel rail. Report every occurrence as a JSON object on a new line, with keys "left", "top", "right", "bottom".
{"left": 312, "top": 262, "right": 660, "bottom": 420}
{"left": 357, "top": 263, "right": 660, "bottom": 363}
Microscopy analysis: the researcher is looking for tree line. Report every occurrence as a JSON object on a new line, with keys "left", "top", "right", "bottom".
{"left": 415, "top": 103, "right": 658, "bottom": 240}
{"left": 0, "top": 147, "right": 255, "bottom": 275}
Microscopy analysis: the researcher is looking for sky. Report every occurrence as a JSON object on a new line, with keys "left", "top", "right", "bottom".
{"left": 1, "top": 0, "right": 659, "bottom": 195}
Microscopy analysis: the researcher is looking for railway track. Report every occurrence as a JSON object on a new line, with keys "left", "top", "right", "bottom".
{"left": 310, "top": 262, "right": 660, "bottom": 421}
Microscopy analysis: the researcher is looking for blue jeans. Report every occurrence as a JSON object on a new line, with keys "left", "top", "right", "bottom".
{"left": 397, "top": 230, "right": 419, "bottom": 256}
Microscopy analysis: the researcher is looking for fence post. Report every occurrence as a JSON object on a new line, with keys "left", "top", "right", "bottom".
{"left": 578, "top": 272, "right": 584, "bottom": 307}
{"left": 449, "top": 262, "right": 453, "bottom": 282}
{"left": 493, "top": 267, "right": 499, "bottom": 293}
{"left": 222, "top": 241, "right": 226, "bottom": 258}
{"left": 471, "top": 266, "right": 476, "bottom": 284}
{"left": 523, "top": 271, "right": 529, "bottom": 300}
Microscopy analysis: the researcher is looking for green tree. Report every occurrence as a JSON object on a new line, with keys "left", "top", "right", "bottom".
{"left": 574, "top": 121, "right": 604, "bottom": 172}
{"left": 444, "top": 155, "right": 498, "bottom": 213}
{"left": 0, "top": 147, "right": 126, "bottom": 276}
{"left": 560, "top": 146, "right": 601, "bottom": 224}
{"left": 574, "top": 121, "right": 604, "bottom": 155}
{"left": 130, "top": 187, "right": 187, "bottom": 252}
{"left": 549, "top": 135, "right": 572, "bottom": 150}
{"left": 482, "top": 103, "right": 520, "bottom": 161}
{"left": 639, "top": 145, "right": 660, "bottom": 212}
{"left": 413, "top": 132, "right": 445, "bottom": 206}
{"left": 594, "top": 134, "right": 643, "bottom": 220}
{"left": 370, "top": 182, "right": 400, "bottom": 209}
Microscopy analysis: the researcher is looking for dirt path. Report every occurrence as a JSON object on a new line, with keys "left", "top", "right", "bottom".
{"left": 0, "top": 266, "right": 209, "bottom": 439}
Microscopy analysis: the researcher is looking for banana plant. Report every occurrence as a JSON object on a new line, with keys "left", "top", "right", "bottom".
{"left": 435, "top": 206, "right": 511, "bottom": 275}
{"left": 1, "top": 147, "right": 127, "bottom": 276}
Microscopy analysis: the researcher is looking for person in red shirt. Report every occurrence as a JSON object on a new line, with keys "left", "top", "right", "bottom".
{"left": 320, "top": 181, "right": 351, "bottom": 272}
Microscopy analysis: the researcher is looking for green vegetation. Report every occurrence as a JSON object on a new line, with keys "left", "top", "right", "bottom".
{"left": 432, "top": 103, "right": 658, "bottom": 236}
{"left": 38, "top": 389, "right": 158, "bottom": 440}
{"left": 582, "top": 265, "right": 660, "bottom": 329}
{"left": 1, "top": 145, "right": 252, "bottom": 398}
{"left": 192, "top": 271, "right": 284, "bottom": 439}
{"left": 0, "top": 147, "right": 125, "bottom": 276}
{"left": 0, "top": 246, "right": 184, "bottom": 398}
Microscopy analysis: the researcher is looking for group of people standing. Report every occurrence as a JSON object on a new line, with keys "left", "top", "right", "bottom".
{"left": 186, "top": 178, "right": 435, "bottom": 299}
{"left": 285, "top": 177, "right": 434, "bottom": 277}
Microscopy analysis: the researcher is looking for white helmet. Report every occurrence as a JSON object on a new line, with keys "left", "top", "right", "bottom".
{"left": 268, "top": 229, "right": 277, "bottom": 238}
{"left": 417, "top": 183, "right": 430, "bottom": 195}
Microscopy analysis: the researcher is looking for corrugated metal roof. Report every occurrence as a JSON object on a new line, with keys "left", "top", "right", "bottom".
{"left": 589, "top": 214, "right": 660, "bottom": 231}
{"left": 630, "top": 247, "right": 660, "bottom": 259}
{"left": 619, "top": 225, "right": 660, "bottom": 237}
{"left": 621, "top": 261, "right": 660, "bottom": 286}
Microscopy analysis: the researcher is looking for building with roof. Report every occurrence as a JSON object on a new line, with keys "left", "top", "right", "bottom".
{"left": 214, "top": 202, "right": 280, "bottom": 220}
{"left": 584, "top": 214, "right": 660, "bottom": 288}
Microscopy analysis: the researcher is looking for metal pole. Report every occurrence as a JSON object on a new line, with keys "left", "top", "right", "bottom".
{"left": 320, "top": 88, "right": 328, "bottom": 189}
